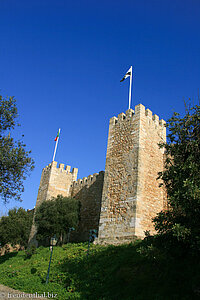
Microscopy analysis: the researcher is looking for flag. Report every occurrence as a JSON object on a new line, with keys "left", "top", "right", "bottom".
{"left": 54, "top": 130, "right": 60, "bottom": 141}
{"left": 120, "top": 66, "right": 132, "bottom": 82}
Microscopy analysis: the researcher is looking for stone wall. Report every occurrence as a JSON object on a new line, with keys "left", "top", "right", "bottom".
{"left": 134, "top": 105, "right": 166, "bottom": 237}
{"left": 98, "top": 104, "right": 166, "bottom": 244}
{"left": 70, "top": 171, "right": 104, "bottom": 241}
{"left": 45, "top": 161, "right": 78, "bottom": 200}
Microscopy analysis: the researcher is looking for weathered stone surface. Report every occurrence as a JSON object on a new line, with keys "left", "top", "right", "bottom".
{"left": 97, "top": 104, "right": 166, "bottom": 243}
{"left": 70, "top": 171, "right": 104, "bottom": 241}
{"left": 0, "top": 244, "right": 24, "bottom": 256}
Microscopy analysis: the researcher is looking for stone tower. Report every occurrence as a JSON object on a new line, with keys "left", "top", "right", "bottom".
{"left": 97, "top": 104, "right": 166, "bottom": 244}
{"left": 28, "top": 161, "right": 78, "bottom": 246}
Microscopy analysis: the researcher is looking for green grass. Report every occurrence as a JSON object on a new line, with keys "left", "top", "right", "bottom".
{"left": 0, "top": 241, "right": 199, "bottom": 299}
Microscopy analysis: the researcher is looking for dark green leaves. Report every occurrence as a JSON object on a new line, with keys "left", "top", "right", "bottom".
{"left": 0, "top": 94, "right": 34, "bottom": 203}
{"left": 35, "top": 195, "right": 80, "bottom": 245}
{"left": 0, "top": 207, "right": 34, "bottom": 247}
{"left": 154, "top": 103, "right": 200, "bottom": 251}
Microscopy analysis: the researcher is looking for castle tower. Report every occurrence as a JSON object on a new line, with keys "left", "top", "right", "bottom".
{"left": 98, "top": 104, "right": 166, "bottom": 244}
{"left": 28, "top": 161, "right": 78, "bottom": 246}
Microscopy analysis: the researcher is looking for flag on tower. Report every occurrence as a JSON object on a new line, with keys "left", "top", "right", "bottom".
{"left": 52, "top": 128, "right": 61, "bottom": 161}
{"left": 120, "top": 66, "right": 133, "bottom": 110}
{"left": 54, "top": 130, "right": 60, "bottom": 141}
{"left": 120, "top": 66, "right": 132, "bottom": 82}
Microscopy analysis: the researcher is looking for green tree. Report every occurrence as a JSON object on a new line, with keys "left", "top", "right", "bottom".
{"left": 153, "top": 103, "right": 200, "bottom": 251}
{"left": 0, "top": 207, "right": 34, "bottom": 247}
{"left": 35, "top": 195, "right": 80, "bottom": 245}
{"left": 0, "top": 94, "right": 34, "bottom": 203}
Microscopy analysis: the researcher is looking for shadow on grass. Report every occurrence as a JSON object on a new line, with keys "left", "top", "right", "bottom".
{"left": 56, "top": 241, "right": 200, "bottom": 300}
{"left": 0, "top": 252, "right": 18, "bottom": 265}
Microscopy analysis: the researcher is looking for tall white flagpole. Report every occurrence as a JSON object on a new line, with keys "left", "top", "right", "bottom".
{"left": 128, "top": 66, "right": 133, "bottom": 110}
{"left": 52, "top": 128, "right": 61, "bottom": 162}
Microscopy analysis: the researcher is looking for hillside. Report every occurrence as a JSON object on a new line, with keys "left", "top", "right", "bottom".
{"left": 0, "top": 241, "right": 199, "bottom": 300}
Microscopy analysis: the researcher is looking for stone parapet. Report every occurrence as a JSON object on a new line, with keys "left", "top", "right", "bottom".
{"left": 71, "top": 171, "right": 104, "bottom": 192}
{"left": 108, "top": 105, "right": 166, "bottom": 129}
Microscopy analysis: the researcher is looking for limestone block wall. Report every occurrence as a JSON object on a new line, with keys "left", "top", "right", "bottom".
{"left": 34, "top": 163, "right": 52, "bottom": 210}
{"left": 135, "top": 105, "right": 166, "bottom": 237}
{"left": 98, "top": 104, "right": 166, "bottom": 244}
{"left": 70, "top": 171, "right": 104, "bottom": 241}
{"left": 98, "top": 108, "right": 140, "bottom": 243}
{"left": 28, "top": 161, "right": 78, "bottom": 246}
{"left": 45, "top": 161, "right": 78, "bottom": 200}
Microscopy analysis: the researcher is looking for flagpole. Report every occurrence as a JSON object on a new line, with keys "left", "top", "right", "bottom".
{"left": 52, "top": 128, "right": 61, "bottom": 162}
{"left": 128, "top": 66, "right": 132, "bottom": 109}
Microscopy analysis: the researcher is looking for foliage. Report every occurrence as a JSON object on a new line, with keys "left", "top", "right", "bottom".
{"left": 0, "top": 207, "right": 34, "bottom": 247}
{"left": 25, "top": 245, "right": 37, "bottom": 259}
{"left": 154, "top": 103, "right": 200, "bottom": 251}
{"left": 35, "top": 195, "right": 80, "bottom": 245}
{"left": 0, "top": 94, "right": 34, "bottom": 203}
{"left": 0, "top": 242, "right": 200, "bottom": 299}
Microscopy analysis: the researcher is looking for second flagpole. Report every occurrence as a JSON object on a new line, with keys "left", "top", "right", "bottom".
{"left": 52, "top": 128, "right": 61, "bottom": 162}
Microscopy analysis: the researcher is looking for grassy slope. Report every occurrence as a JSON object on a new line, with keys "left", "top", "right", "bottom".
{"left": 0, "top": 241, "right": 199, "bottom": 300}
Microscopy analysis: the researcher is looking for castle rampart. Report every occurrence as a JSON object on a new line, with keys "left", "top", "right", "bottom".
{"left": 70, "top": 172, "right": 103, "bottom": 194}
{"left": 70, "top": 171, "right": 104, "bottom": 241}
{"left": 29, "top": 103, "right": 166, "bottom": 246}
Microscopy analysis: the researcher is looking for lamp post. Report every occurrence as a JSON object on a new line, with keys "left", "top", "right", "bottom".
{"left": 46, "top": 236, "right": 57, "bottom": 284}
{"left": 67, "top": 227, "right": 75, "bottom": 244}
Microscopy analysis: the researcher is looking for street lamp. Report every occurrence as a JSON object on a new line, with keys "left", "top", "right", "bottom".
{"left": 46, "top": 235, "right": 57, "bottom": 284}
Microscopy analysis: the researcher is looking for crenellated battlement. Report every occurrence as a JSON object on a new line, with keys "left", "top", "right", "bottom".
{"left": 43, "top": 163, "right": 52, "bottom": 173}
{"left": 109, "top": 104, "right": 166, "bottom": 128}
{"left": 44, "top": 161, "right": 78, "bottom": 176}
{"left": 72, "top": 171, "right": 104, "bottom": 189}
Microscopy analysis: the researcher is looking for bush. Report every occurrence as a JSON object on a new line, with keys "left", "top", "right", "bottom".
{"left": 0, "top": 207, "right": 33, "bottom": 248}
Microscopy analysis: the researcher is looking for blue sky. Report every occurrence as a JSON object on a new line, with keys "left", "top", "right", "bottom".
{"left": 0, "top": 0, "right": 200, "bottom": 213}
